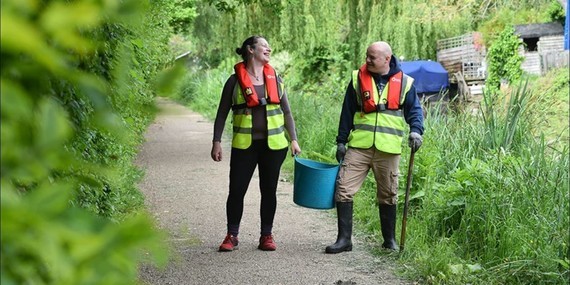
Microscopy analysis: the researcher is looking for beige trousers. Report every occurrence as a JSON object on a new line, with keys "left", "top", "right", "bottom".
{"left": 335, "top": 147, "right": 400, "bottom": 205}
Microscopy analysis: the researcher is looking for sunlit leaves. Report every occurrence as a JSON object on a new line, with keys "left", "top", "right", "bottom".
{"left": 0, "top": 11, "right": 67, "bottom": 74}
{"left": 1, "top": 181, "right": 167, "bottom": 284}
{"left": 1, "top": 0, "right": 174, "bottom": 283}
{"left": 153, "top": 62, "right": 187, "bottom": 97}
{"left": 486, "top": 26, "right": 524, "bottom": 93}
{"left": 1, "top": 81, "right": 75, "bottom": 185}
{"left": 40, "top": 2, "right": 102, "bottom": 53}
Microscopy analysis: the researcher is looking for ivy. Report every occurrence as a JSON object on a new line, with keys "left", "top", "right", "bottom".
{"left": 485, "top": 26, "right": 524, "bottom": 94}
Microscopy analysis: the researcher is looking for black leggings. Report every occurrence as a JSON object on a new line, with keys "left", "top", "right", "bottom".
{"left": 226, "top": 140, "right": 287, "bottom": 232}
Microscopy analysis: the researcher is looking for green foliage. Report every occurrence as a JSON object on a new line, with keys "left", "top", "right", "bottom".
{"left": 486, "top": 26, "right": 524, "bottom": 94}
{"left": 165, "top": 0, "right": 198, "bottom": 35}
{"left": 208, "top": 0, "right": 283, "bottom": 13}
{"left": 1, "top": 0, "right": 174, "bottom": 282}
{"left": 395, "top": 78, "right": 569, "bottom": 284}
{"left": 292, "top": 45, "right": 351, "bottom": 86}
{"left": 1, "top": 185, "right": 167, "bottom": 285}
{"left": 478, "top": 7, "right": 550, "bottom": 45}
{"left": 189, "top": 0, "right": 482, "bottom": 81}
{"left": 480, "top": 79, "right": 532, "bottom": 151}
{"left": 529, "top": 68, "right": 570, "bottom": 148}
{"left": 546, "top": 0, "right": 566, "bottom": 24}
{"left": 172, "top": 66, "right": 230, "bottom": 120}
{"left": 189, "top": 0, "right": 557, "bottom": 82}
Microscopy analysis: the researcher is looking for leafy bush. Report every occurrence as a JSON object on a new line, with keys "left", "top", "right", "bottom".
{"left": 1, "top": 185, "right": 167, "bottom": 285}
{"left": 1, "top": 0, "right": 174, "bottom": 283}
{"left": 486, "top": 26, "right": 524, "bottom": 94}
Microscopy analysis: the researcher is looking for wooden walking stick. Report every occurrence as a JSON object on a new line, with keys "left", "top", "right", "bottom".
{"left": 400, "top": 150, "right": 416, "bottom": 252}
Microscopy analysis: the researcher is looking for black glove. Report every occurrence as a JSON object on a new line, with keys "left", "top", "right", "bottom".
{"left": 336, "top": 143, "right": 346, "bottom": 162}
{"left": 408, "top": 132, "right": 423, "bottom": 152}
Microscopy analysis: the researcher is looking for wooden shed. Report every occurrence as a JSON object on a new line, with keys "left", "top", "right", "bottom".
{"left": 514, "top": 22, "right": 568, "bottom": 75}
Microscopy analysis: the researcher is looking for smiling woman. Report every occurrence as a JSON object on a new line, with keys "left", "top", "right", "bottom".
{"left": 211, "top": 35, "right": 302, "bottom": 252}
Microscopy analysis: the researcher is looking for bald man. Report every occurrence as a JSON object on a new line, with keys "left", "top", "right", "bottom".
{"left": 326, "top": 41, "right": 424, "bottom": 253}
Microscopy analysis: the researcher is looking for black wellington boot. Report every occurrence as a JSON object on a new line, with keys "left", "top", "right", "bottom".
{"left": 325, "top": 202, "right": 353, "bottom": 254}
{"left": 379, "top": 204, "right": 399, "bottom": 250}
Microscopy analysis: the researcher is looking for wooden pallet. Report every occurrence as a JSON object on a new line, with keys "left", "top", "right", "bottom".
{"left": 437, "top": 32, "right": 487, "bottom": 83}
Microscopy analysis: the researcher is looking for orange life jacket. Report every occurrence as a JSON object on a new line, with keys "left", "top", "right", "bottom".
{"left": 358, "top": 64, "right": 403, "bottom": 112}
{"left": 234, "top": 62, "right": 280, "bottom": 108}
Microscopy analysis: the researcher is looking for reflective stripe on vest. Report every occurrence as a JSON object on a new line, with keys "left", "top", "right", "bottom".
{"left": 231, "top": 81, "right": 288, "bottom": 150}
{"left": 349, "top": 70, "right": 414, "bottom": 154}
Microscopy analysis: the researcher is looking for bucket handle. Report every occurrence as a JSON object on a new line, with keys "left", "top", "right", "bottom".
{"left": 294, "top": 152, "right": 341, "bottom": 166}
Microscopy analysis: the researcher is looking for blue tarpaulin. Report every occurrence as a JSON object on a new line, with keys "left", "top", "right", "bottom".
{"left": 400, "top": 60, "right": 449, "bottom": 94}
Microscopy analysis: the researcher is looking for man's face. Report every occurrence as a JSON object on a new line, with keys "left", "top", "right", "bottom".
{"left": 365, "top": 46, "right": 390, "bottom": 74}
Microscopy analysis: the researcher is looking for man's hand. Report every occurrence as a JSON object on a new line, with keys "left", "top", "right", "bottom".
{"left": 336, "top": 143, "right": 346, "bottom": 162}
{"left": 408, "top": 132, "right": 423, "bottom": 152}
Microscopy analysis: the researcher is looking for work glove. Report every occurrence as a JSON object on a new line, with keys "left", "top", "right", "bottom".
{"left": 408, "top": 132, "right": 423, "bottom": 152}
{"left": 336, "top": 143, "right": 346, "bottom": 162}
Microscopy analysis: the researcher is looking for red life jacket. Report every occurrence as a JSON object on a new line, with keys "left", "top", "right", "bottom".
{"left": 358, "top": 64, "right": 403, "bottom": 112}
{"left": 234, "top": 62, "right": 280, "bottom": 108}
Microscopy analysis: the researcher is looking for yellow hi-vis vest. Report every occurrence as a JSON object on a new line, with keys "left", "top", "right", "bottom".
{"left": 348, "top": 70, "right": 414, "bottom": 154}
{"left": 231, "top": 80, "right": 289, "bottom": 150}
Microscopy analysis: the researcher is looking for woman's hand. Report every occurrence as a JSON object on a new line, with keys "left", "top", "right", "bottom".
{"left": 211, "top": 141, "right": 223, "bottom": 161}
{"left": 290, "top": 140, "right": 301, "bottom": 156}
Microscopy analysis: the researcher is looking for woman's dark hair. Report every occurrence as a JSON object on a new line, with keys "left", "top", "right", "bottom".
{"left": 235, "top": 35, "right": 264, "bottom": 62}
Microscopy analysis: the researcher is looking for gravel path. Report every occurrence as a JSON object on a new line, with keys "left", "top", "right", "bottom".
{"left": 137, "top": 98, "right": 411, "bottom": 285}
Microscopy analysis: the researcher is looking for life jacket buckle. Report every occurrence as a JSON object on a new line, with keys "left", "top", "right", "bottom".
{"left": 376, "top": 104, "right": 386, "bottom": 112}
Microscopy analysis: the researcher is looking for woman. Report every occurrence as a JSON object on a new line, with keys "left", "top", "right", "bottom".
{"left": 211, "top": 36, "right": 301, "bottom": 252}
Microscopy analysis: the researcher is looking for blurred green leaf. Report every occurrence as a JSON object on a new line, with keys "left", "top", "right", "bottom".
{"left": 0, "top": 79, "right": 34, "bottom": 120}
{"left": 36, "top": 98, "right": 73, "bottom": 149}
{"left": 40, "top": 2, "right": 102, "bottom": 53}
{"left": 153, "top": 62, "right": 186, "bottom": 97}
{"left": 0, "top": 11, "right": 67, "bottom": 73}
{"left": 1, "top": 0, "right": 173, "bottom": 282}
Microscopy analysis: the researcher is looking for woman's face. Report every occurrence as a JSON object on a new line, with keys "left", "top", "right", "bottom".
{"left": 250, "top": 38, "right": 272, "bottom": 64}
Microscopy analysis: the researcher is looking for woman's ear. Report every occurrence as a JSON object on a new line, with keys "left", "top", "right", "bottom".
{"left": 248, "top": 45, "right": 256, "bottom": 54}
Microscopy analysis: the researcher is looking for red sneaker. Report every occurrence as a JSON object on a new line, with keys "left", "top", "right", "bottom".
{"left": 258, "top": 235, "right": 277, "bottom": 251}
{"left": 218, "top": 234, "right": 238, "bottom": 252}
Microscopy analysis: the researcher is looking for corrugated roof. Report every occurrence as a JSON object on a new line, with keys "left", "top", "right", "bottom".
{"left": 514, "top": 22, "right": 564, "bottom": 38}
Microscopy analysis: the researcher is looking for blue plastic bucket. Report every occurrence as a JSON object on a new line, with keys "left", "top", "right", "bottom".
{"left": 293, "top": 157, "right": 339, "bottom": 210}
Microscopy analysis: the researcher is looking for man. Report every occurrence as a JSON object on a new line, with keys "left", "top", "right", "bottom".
{"left": 326, "top": 41, "right": 424, "bottom": 253}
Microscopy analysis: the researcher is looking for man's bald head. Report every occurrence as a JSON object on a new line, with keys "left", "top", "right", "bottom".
{"left": 369, "top": 41, "right": 393, "bottom": 57}
{"left": 365, "top": 41, "right": 393, "bottom": 75}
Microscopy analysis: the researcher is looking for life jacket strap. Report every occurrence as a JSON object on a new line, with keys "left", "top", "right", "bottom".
{"left": 387, "top": 71, "right": 403, "bottom": 110}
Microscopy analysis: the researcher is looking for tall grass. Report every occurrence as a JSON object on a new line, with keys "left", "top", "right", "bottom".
{"left": 398, "top": 81, "right": 569, "bottom": 284}
{"left": 176, "top": 65, "right": 569, "bottom": 284}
